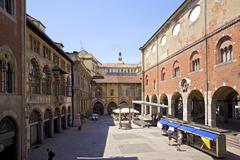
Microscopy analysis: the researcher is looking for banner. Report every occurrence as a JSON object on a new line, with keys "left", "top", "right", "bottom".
{"left": 201, "top": 137, "right": 211, "bottom": 149}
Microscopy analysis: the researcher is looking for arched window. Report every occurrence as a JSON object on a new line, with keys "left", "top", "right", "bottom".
{"left": 95, "top": 86, "right": 103, "bottom": 98}
{"left": 145, "top": 75, "right": 148, "bottom": 85}
{"left": 217, "top": 36, "right": 233, "bottom": 64}
{"left": 66, "top": 76, "right": 72, "bottom": 96}
{"left": 190, "top": 51, "right": 200, "bottom": 72}
{"left": 60, "top": 75, "right": 66, "bottom": 96}
{"left": 161, "top": 67, "right": 166, "bottom": 81}
{"left": 29, "top": 59, "right": 41, "bottom": 94}
{"left": 153, "top": 80, "right": 156, "bottom": 89}
{"left": 52, "top": 73, "right": 60, "bottom": 96}
{"left": 42, "top": 66, "right": 51, "bottom": 95}
{"left": 173, "top": 61, "right": 180, "bottom": 78}
{"left": 0, "top": 47, "right": 15, "bottom": 93}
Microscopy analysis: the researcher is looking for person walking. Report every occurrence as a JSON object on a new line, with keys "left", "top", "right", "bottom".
{"left": 168, "top": 132, "right": 172, "bottom": 146}
{"left": 46, "top": 148, "right": 55, "bottom": 160}
{"left": 177, "top": 131, "right": 183, "bottom": 151}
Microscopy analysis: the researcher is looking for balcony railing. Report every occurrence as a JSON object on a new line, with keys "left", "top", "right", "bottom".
{"left": 27, "top": 94, "right": 71, "bottom": 104}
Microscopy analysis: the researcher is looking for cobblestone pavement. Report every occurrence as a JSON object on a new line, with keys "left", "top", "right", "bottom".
{"left": 28, "top": 115, "right": 240, "bottom": 160}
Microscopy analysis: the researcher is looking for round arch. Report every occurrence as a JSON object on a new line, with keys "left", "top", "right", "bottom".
{"left": 0, "top": 116, "right": 17, "bottom": 159}
{"left": 61, "top": 106, "right": 67, "bottom": 130}
{"left": 67, "top": 106, "right": 71, "bottom": 127}
{"left": 29, "top": 109, "right": 42, "bottom": 145}
{"left": 43, "top": 108, "right": 53, "bottom": 138}
{"left": 171, "top": 92, "right": 183, "bottom": 120}
{"left": 107, "top": 101, "right": 118, "bottom": 115}
{"left": 146, "top": 95, "right": 150, "bottom": 114}
{"left": 212, "top": 86, "right": 240, "bottom": 130}
{"left": 188, "top": 90, "right": 205, "bottom": 124}
{"left": 160, "top": 93, "right": 168, "bottom": 116}
{"left": 53, "top": 107, "right": 61, "bottom": 133}
{"left": 151, "top": 94, "right": 158, "bottom": 115}
{"left": 93, "top": 101, "right": 104, "bottom": 115}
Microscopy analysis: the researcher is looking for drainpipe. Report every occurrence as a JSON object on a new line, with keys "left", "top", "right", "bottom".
{"left": 204, "top": 0, "right": 209, "bottom": 126}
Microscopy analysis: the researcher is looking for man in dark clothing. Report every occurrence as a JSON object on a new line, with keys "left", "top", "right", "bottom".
{"left": 46, "top": 148, "right": 55, "bottom": 160}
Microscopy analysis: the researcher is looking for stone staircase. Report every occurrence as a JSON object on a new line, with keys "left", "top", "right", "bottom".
{"left": 226, "top": 134, "right": 240, "bottom": 149}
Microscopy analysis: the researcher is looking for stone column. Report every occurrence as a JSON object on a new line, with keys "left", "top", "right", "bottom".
{"left": 38, "top": 122, "right": 44, "bottom": 144}
{"left": 167, "top": 94, "right": 172, "bottom": 116}
{"left": 182, "top": 93, "right": 190, "bottom": 122}
{"left": 73, "top": 113, "right": 81, "bottom": 129}
{"left": 141, "top": 104, "right": 144, "bottom": 115}
{"left": 65, "top": 114, "right": 68, "bottom": 129}
{"left": 50, "top": 119, "right": 54, "bottom": 137}
{"left": 58, "top": 116, "right": 62, "bottom": 132}
{"left": 150, "top": 106, "right": 152, "bottom": 115}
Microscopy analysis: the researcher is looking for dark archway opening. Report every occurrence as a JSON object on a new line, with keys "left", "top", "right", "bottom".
{"left": 93, "top": 102, "right": 104, "bottom": 115}
{"left": 107, "top": 102, "right": 118, "bottom": 115}
{"left": 172, "top": 92, "right": 183, "bottom": 120}
{"left": 160, "top": 94, "right": 168, "bottom": 116}
{"left": 29, "top": 110, "right": 42, "bottom": 145}
{"left": 146, "top": 96, "right": 150, "bottom": 114}
{"left": 44, "top": 109, "right": 52, "bottom": 138}
{"left": 212, "top": 86, "right": 240, "bottom": 131}
{"left": 188, "top": 90, "right": 205, "bottom": 124}
{"left": 0, "top": 117, "right": 17, "bottom": 160}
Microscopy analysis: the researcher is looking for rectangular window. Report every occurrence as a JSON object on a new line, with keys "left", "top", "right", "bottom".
{"left": 67, "top": 64, "right": 71, "bottom": 73}
{"left": 110, "top": 89, "right": 114, "bottom": 96}
{"left": 61, "top": 59, "right": 65, "bottom": 70}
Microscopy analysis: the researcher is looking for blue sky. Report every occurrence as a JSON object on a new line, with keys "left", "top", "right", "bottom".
{"left": 27, "top": 0, "right": 184, "bottom": 64}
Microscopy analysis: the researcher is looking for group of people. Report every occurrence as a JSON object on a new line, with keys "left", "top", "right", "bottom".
{"left": 168, "top": 130, "right": 183, "bottom": 151}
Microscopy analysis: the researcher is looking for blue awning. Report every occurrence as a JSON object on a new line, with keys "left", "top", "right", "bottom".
{"left": 193, "top": 129, "right": 218, "bottom": 140}
{"left": 159, "top": 119, "right": 169, "bottom": 125}
{"left": 178, "top": 125, "right": 197, "bottom": 134}
{"left": 167, "top": 121, "right": 181, "bottom": 128}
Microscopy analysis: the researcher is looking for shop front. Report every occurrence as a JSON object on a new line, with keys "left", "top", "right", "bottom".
{"left": 159, "top": 119, "right": 226, "bottom": 158}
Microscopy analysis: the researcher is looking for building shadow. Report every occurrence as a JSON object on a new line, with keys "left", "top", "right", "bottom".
{"left": 77, "top": 156, "right": 138, "bottom": 160}
{"left": 29, "top": 115, "right": 126, "bottom": 160}
{"left": 212, "top": 151, "right": 240, "bottom": 160}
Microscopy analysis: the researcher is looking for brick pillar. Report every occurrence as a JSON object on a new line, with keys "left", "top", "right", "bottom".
{"left": 38, "top": 122, "right": 44, "bottom": 144}
{"left": 58, "top": 117, "right": 62, "bottom": 132}
{"left": 50, "top": 118, "right": 54, "bottom": 137}
{"left": 205, "top": 91, "right": 216, "bottom": 127}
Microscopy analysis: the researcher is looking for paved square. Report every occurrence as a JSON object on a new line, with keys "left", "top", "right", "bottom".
{"left": 119, "top": 143, "right": 154, "bottom": 154}
{"left": 112, "top": 133, "right": 142, "bottom": 140}
{"left": 28, "top": 116, "right": 240, "bottom": 160}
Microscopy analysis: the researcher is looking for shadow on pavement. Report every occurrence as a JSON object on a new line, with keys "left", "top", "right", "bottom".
{"left": 77, "top": 156, "right": 138, "bottom": 160}
{"left": 29, "top": 115, "right": 131, "bottom": 160}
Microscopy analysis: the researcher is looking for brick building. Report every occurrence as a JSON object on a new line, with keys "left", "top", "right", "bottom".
{"left": 0, "top": 0, "right": 26, "bottom": 159}
{"left": 140, "top": 0, "right": 240, "bottom": 131}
